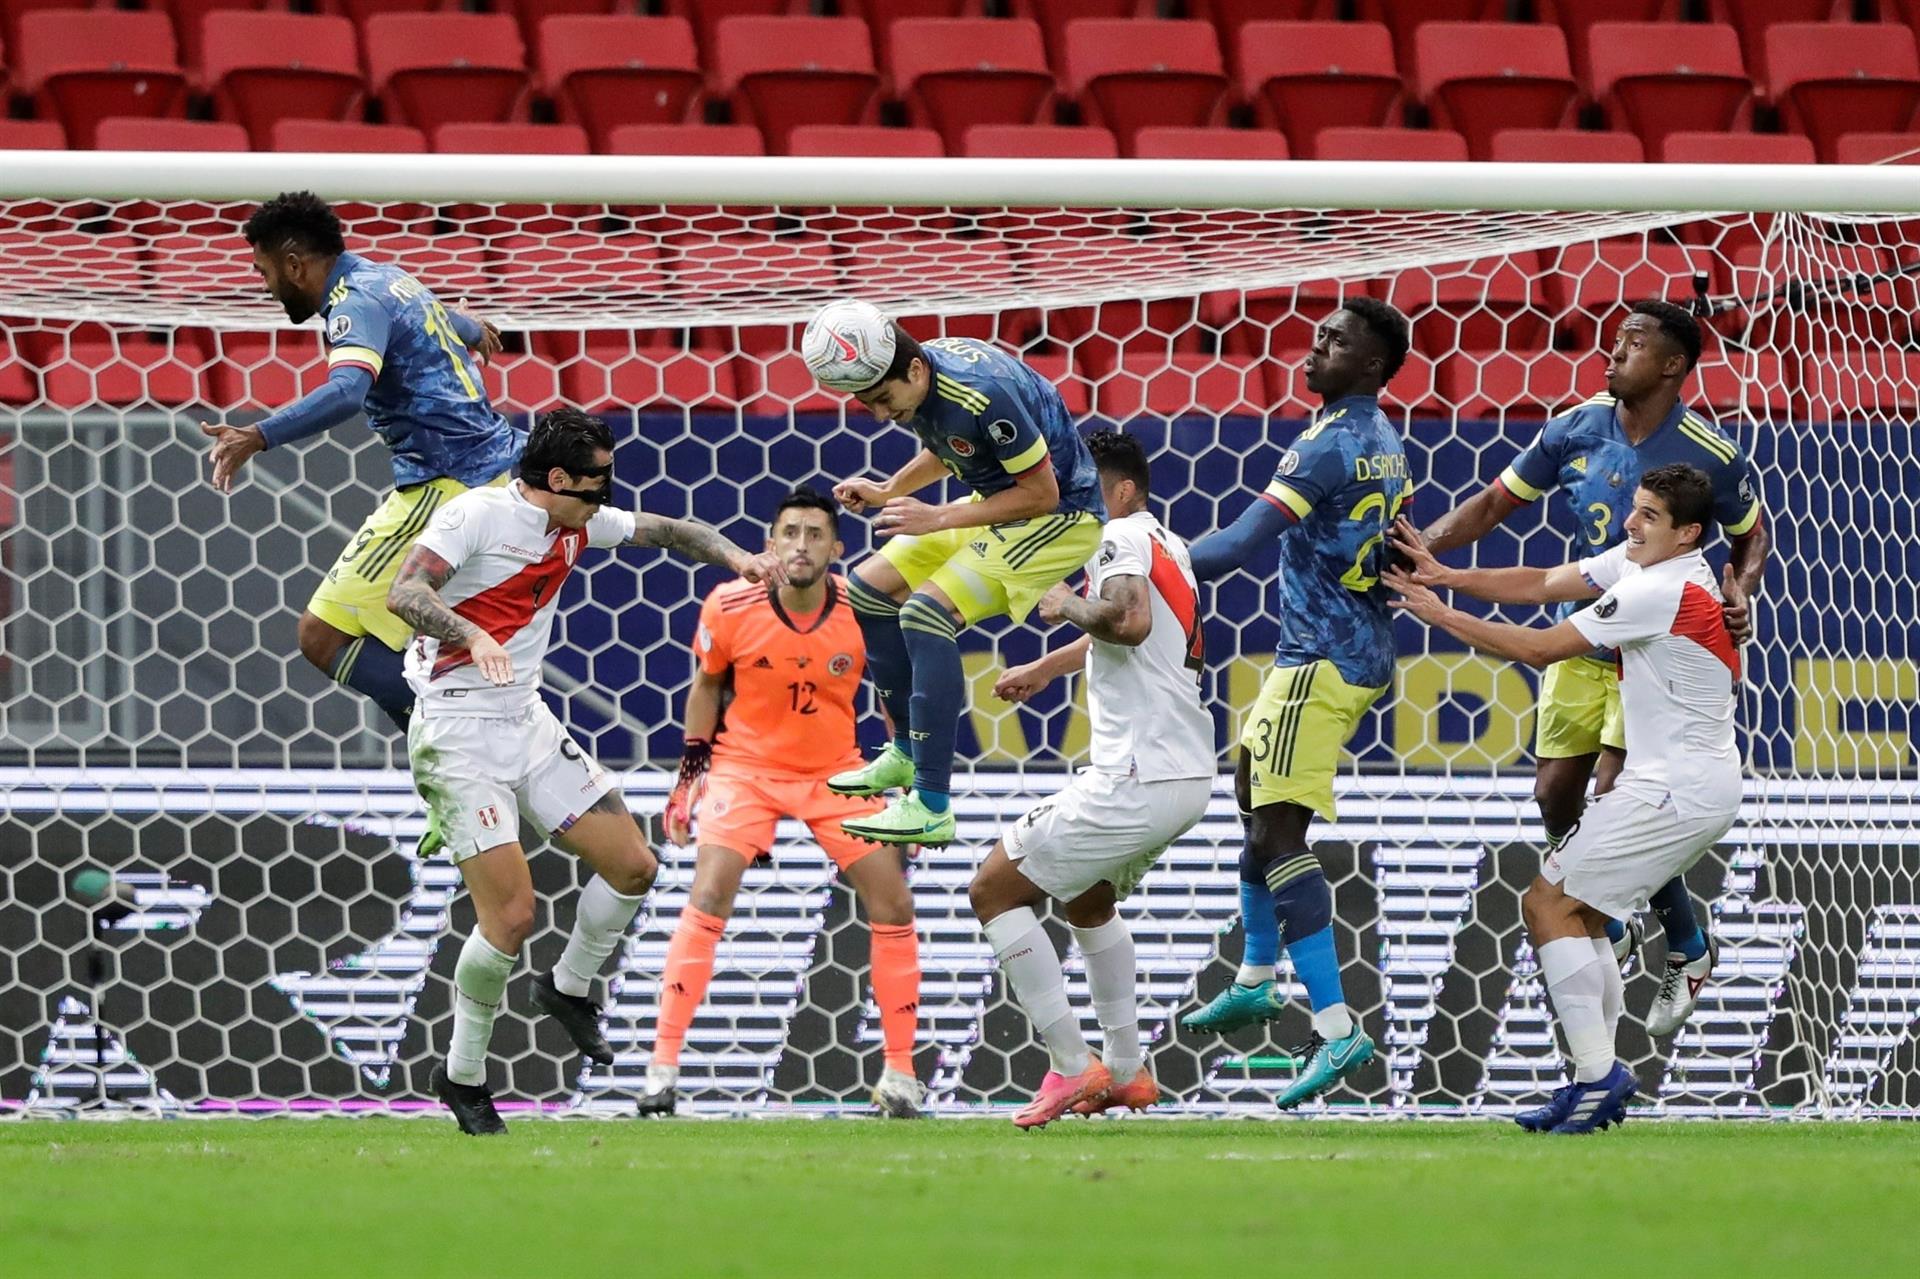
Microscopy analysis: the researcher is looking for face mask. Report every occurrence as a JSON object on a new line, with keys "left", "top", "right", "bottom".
{"left": 536, "top": 463, "right": 614, "bottom": 506}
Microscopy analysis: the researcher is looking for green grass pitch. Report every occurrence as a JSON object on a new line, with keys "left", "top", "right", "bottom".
{"left": 4, "top": 1119, "right": 1916, "bottom": 1278}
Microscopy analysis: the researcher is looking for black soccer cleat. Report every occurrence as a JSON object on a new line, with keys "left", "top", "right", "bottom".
{"left": 430, "top": 1064, "right": 507, "bottom": 1136}
{"left": 529, "top": 970, "right": 616, "bottom": 1065}
{"left": 636, "top": 1085, "right": 677, "bottom": 1118}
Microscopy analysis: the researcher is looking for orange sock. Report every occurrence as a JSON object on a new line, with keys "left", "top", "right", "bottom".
{"left": 652, "top": 907, "right": 725, "bottom": 1068}
{"left": 869, "top": 922, "right": 921, "bottom": 1076}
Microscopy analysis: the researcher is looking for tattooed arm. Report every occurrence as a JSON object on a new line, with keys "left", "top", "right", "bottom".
{"left": 626, "top": 512, "right": 787, "bottom": 585}
{"left": 387, "top": 546, "right": 513, "bottom": 685}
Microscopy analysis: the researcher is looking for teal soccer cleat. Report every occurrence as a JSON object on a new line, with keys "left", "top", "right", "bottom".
{"left": 1180, "top": 980, "right": 1287, "bottom": 1035}
{"left": 1274, "top": 1026, "right": 1375, "bottom": 1111}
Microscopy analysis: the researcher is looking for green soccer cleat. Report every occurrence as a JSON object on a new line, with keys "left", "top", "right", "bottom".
{"left": 1274, "top": 1026, "right": 1376, "bottom": 1111}
{"left": 414, "top": 807, "right": 444, "bottom": 862}
{"left": 1180, "top": 980, "right": 1287, "bottom": 1035}
{"left": 842, "top": 791, "right": 955, "bottom": 846}
{"left": 827, "top": 743, "right": 916, "bottom": 797}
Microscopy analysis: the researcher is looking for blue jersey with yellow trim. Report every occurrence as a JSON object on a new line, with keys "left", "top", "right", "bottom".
{"left": 320, "top": 252, "right": 522, "bottom": 489}
{"left": 1260, "top": 394, "right": 1411, "bottom": 690}
{"left": 906, "top": 338, "right": 1104, "bottom": 520}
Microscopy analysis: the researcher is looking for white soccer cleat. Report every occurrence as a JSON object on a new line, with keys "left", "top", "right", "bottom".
{"left": 1646, "top": 935, "right": 1718, "bottom": 1037}
{"left": 871, "top": 1068, "right": 927, "bottom": 1119}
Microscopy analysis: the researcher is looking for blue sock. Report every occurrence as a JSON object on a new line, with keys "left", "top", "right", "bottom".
{"left": 329, "top": 637, "right": 412, "bottom": 733}
{"left": 1651, "top": 877, "right": 1708, "bottom": 960}
{"left": 1284, "top": 925, "right": 1345, "bottom": 1016}
{"left": 1265, "top": 857, "right": 1346, "bottom": 1015}
{"left": 847, "top": 575, "right": 913, "bottom": 746}
{"left": 1605, "top": 919, "right": 1627, "bottom": 946}
{"left": 898, "top": 593, "right": 962, "bottom": 807}
{"left": 1237, "top": 844, "right": 1279, "bottom": 975}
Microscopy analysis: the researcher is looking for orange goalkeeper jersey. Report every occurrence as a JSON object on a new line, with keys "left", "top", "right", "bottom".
{"left": 692, "top": 575, "right": 868, "bottom": 780}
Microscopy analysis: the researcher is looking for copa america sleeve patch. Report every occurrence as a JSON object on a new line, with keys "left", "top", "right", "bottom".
{"left": 1594, "top": 594, "right": 1618, "bottom": 619}
{"left": 327, "top": 313, "right": 352, "bottom": 342}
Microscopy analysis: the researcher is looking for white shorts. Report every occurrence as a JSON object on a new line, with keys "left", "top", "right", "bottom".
{"left": 1542, "top": 789, "right": 1738, "bottom": 920}
{"left": 407, "top": 702, "right": 615, "bottom": 863}
{"left": 1003, "top": 770, "right": 1213, "bottom": 902}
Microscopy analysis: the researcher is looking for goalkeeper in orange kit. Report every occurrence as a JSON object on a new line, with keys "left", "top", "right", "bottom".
{"left": 644, "top": 488, "right": 925, "bottom": 1117}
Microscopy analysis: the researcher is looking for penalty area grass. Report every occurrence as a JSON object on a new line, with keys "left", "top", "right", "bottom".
{"left": 2, "top": 1118, "right": 1915, "bottom": 1278}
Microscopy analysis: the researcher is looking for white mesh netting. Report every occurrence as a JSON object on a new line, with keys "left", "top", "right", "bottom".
{"left": 1, "top": 169, "right": 1915, "bottom": 1117}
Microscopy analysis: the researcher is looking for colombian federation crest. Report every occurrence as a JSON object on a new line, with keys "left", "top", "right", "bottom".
{"left": 828, "top": 653, "right": 854, "bottom": 676}
{"left": 947, "top": 435, "right": 975, "bottom": 457}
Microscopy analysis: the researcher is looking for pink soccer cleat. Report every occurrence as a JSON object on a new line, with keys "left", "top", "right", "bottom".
{"left": 1073, "top": 1066, "right": 1160, "bottom": 1116}
{"left": 1011, "top": 1061, "right": 1113, "bottom": 1130}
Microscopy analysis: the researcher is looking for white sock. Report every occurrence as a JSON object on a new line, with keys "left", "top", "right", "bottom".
{"left": 1236, "top": 963, "right": 1277, "bottom": 985}
{"left": 1592, "top": 936, "right": 1626, "bottom": 1042}
{"left": 1538, "top": 936, "right": 1613, "bottom": 1083}
{"left": 448, "top": 931, "right": 518, "bottom": 1086}
{"left": 1071, "top": 916, "right": 1141, "bottom": 1084}
{"left": 554, "top": 876, "right": 645, "bottom": 998}
{"left": 645, "top": 1062, "right": 678, "bottom": 1093}
{"left": 984, "top": 907, "right": 1090, "bottom": 1076}
{"left": 1311, "top": 1005, "right": 1356, "bottom": 1041}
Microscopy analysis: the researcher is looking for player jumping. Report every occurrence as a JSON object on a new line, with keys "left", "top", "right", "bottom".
{"left": 642, "top": 488, "right": 925, "bottom": 1119}
{"left": 1178, "top": 299, "right": 1414, "bottom": 1111}
{"left": 1418, "top": 301, "right": 1768, "bottom": 1035}
{"left": 981, "top": 431, "right": 1216, "bottom": 1128}
{"left": 201, "top": 191, "right": 522, "bottom": 860}
{"left": 386, "top": 409, "right": 782, "bottom": 1135}
{"left": 1386, "top": 465, "right": 1744, "bottom": 1133}
{"left": 804, "top": 299, "right": 1106, "bottom": 847}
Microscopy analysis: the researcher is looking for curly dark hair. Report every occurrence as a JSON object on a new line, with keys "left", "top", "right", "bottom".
{"left": 1086, "top": 429, "right": 1150, "bottom": 494}
{"left": 1342, "top": 297, "right": 1412, "bottom": 383}
{"left": 522, "top": 407, "right": 614, "bottom": 489}
{"left": 1629, "top": 298, "right": 1703, "bottom": 372}
{"left": 242, "top": 191, "right": 346, "bottom": 258}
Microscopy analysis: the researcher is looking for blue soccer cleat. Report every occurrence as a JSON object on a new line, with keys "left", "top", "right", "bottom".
{"left": 1515, "top": 1080, "right": 1582, "bottom": 1132}
{"left": 1549, "top": 1062, "right": 1638, "bottom": 1134}
{"left": 1274, "top": 1026, "right": 1375, "bottom": 1111}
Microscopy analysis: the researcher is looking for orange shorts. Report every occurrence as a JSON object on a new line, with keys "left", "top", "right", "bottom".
{"left": 695, "top": 769, "right": 887, "bottom": 871}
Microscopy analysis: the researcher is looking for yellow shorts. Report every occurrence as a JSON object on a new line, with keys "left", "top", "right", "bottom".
{"left": 877, "top": 509, "right": 1100, "bottom": 624}
{"left": 1535, "top": 655, "right": 1626, "bottom": 759}
{"left": 307, "top": 471, "right": 511, "bottom": 652}
{"left": 1239, "top": 660, "right": 1386, "bottom": 823}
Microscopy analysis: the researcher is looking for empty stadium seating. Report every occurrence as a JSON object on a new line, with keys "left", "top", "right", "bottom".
{"left": 1489, "top": 129, "right": 1644, "bottom": 164}
{"left": 538, "top": 15, "right": 703, "bottom": 152}
{"left": 364, "top": 13, "right": 529, "bottom": 135}
{"left": 714, "top": 16, "right": 879, "bottom": 154}
{"left": 203, "top": 12, "right": 363, "bottom": 150}
{"left": 891, "top": 18, "right": 1052, "bottom": 156}
{"left": 1064, "top": 19, "right": 1229, "bottom": 156}
{"left": 15, "top": 10, "right": 186, "bottom": 148}
{"left": 1416, "top": 22, "right": 1578, "bottom": 160}
{"left": 1766, "top": 23, "right": 1920, "bottom": 163}
{"left": 1238, "top": 20, "right": 1400, "bottom": 158}
{"left": 1587, "top": 22, "right": 1751, "bottom": 154}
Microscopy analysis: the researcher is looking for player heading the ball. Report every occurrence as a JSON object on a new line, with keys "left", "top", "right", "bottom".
{"left": 805, "top": 300, "right": 1106, "bottom": 847}
{"left": 386, "top": 408, "right": 783, "bottom": 1135}
{"left": 1385, "top": 464, "right": 1744, "bottom": 1134}
{"left": 645, "top": 488, "right": 925, "bottom": 1120}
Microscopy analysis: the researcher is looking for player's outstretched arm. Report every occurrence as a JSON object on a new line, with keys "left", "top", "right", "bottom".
{"left": 874, "top": 459, "right": 1059, "bottom": 537}
{"left": 663, "top": 666, "right": 725, "bottom": 847}
{"left": 626, "top": 514, "right": 787, "bottom": 586}
{"left": 993, "top": 634, "right": 1092, "bottom": 704}
{"left": 387, "top": 546, "right": 512, "bottom": 685}
{"left": 1387, "top": 517, "right": 1598, "bottom": 606}
{"left": 445, "top": 301, "right": 503, "bottom": 365}
{"left": 1036, "top": 576, "right": 1150, "bottom": 647}
{"left": 1187, "top": 495, "right": 1292, "bottom": 582}
{"left": 834, "top": 448, "right": 948, "bottom": 514}
{"left": 1418, "top": 480, "right": 1525, "bottom": 554}
{"left": 1383, "top": 569, "right": 1593, "bottom": 669}
{"left": 199, "top": 364, "right": 375, "bottom": 493}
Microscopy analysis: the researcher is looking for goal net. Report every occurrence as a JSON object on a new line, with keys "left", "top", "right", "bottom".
{"left": 1, "top": 154, "right": 1914, "bottom": 1118}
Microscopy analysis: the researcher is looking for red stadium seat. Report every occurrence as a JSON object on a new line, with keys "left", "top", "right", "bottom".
{"left": 1534, "top": 0, "right": 1668, "bottom": 84}
{"left": 205, "top": 330, "right": 325, "bottom": 412}
{"left": 1064, "top": 19, "right": 1229, "bottom": 155}
{"left": 1660, "top": 130, "right": 1816, "bottom": 164}
{"left": 1026, "top": 0, "right": 1143, "bottom": 68}
{"left": 1380, "top": 349, "right": 1441, "bottom": 415}
{"left": 496, "top": 0, "right": 619, "bottom": 60}
{"left": 495, "top": 232, "right": 667, "bottom": 358}
{"left": 1587, "top": 23, "right": 1750, "bottom": 155}
{"left": 1356, "top": 0, "right": 1504, "bottom": 74}
{"left": 434, "top": 123, "right": 590, "bottom": 155}
{"left": 15, "top": 10, "right": 185, "bottom": 149}
{"left": 146, "top": 231, "right": 258, "bottom": 307}
{"left": 1416, "top": 22, "right": 1577, "bottom": 160}
{"left": 1545, "top": 238, "right": 1711, "bottom": 348}
{"left": 1728, "top": 239, "right": 1911, "bottom": 347}
{"left": 788, "top": 125, "right": 942, "bottom": 157}
{"left": 538, "top": 16, "right": 703, "bottom": 152}
{"left": 36, "top": 324, "right": 211, "bottom": 410}
{"left": 838, "top": 0, "right": 971, "bottom": 74}
{"left": 1835, "top": 132, "right": 1920, "bottom": 165}
{"left": 714, "top": 16, "right": 880, "bottom": 155}
{"left": 320, "top": 0, "right": 446, "bottom": 27}
{"left": 661, "top": 0, "right": 796, "bottom": 62}
{"left": 162, "top": 0, "right": 270, "bottom": 85}
{"left": 1767, "top": 24, "right": 1920, "bottom": 163}
{"left": 890, "top": 18, "right": 1053, "bottom": 157}
{"left": 1387, "top": 252, "right": 1549, "bottom": 357}
{"left": 1709, "top": 0, "right": 1842, "bottom": 88}
{"left": 1314, "top": 126, "right": 1468, "bottom": 163}
{"left": 865, "top": 233, "right": 1034, "bottom": 344}
{"left": 1189, "top": 0, "right": 1331, "bottom": 80}
{"left": 271, "top": 120, "right": 427, "bottom": 153}
{"left": 1132, "top": 126, "right": 1289, "bottom": 161}
{"left": 563, "top": 338, "right": 741, "bottom": 413}
{"left": 364, "top": 13, "right": 529, "bottom": 134}
{"left": 361, "top": 232, "right": 494, "bottom": 302}
{"left": 0, "top": 0, "right": 105, "bottom": 55}
{"left": 1691, "top": 347, "right": 1788, "bottom": 417}
{"left": 1438, "top": 350, "right": 1587, "bottom": 419}
{"left": 961, "top": 124, "right": 1119, "bottom": 159}
{"left": 204, "top": 12, "right": 364, "bottom": 151}
{"left": 1096, "top": 352, "right": 1270, "bottom": 421}
{"left": 0, "top": 327, "right": 38, "bottom": 405}
{"left": 1237, "top": 20, "right": 1400, "bottom": 159}
{"left": 0, "top": 118, "right": 66, "bottom": 148}
{"left": 95, "top": 117, "right": 249, "bottom": 152}
{"left": 604, "top": 123, "right": 765, "bottom": 156}
{"left": 1489, "top": 129, "right": 1644, "bottom": 163}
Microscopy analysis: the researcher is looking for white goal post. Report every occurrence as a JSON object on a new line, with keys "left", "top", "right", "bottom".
{"left": 0, "top": 153, "right": 1914, "bottom": 1118}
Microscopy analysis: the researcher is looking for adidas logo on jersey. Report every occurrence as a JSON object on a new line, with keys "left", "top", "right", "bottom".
{"left": 753, "top": 656, "right": 774, "bottom": 669}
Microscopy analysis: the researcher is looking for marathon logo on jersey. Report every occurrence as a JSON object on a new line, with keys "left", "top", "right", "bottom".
{"left": 986, "top": 419, "right": 1017, "bottom": 447}
{"left": 326, "top": 313, "right": 352, "bottom": 343}
{"left": 828, "top": 653, "right": 853, "bottom": 676}
{"left": 1595, "top": 594, "right": 1619, "bottom": 619}
{"left": 947, "top": 435, "right": 976, "bottom": 457}
{"left": 477, "top": 805, "right": 500, "bottom": 831}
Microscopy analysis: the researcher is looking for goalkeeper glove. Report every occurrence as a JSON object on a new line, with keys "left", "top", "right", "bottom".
{"left": 663, "top": 737, "right": 712, "bottom": 847}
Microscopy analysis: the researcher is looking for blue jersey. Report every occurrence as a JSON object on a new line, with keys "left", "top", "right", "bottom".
{"left": 320, "top": 252, "right": 522, "bottom": 489}
{"left": 906, "top": 338, "right": 1105, "bottom": 520}
{"left": 1260, "top": 395, "right": 1411, "bottom": 689}
{"left": 1497, "top": 393, "right": 1763, "bottom": 650}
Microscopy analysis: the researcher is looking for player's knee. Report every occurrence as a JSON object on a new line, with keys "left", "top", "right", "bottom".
{"left": 296, "top": 612, "right": 345, "bottom": 673}
{"left": 488, "top": 895, "right": 538, "bottom": 953}
{"left": 1532, "top": 777, "right": 1581, "bottom": 831}
{"left": 1521, "top": 879, "right": 1564, "bottom": 937}
{"left": 609, "top": 841, "right": 658, "bottom": 897}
